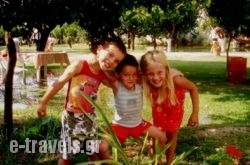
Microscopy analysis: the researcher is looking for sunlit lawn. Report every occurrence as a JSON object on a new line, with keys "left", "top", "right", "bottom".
{"left": 0, "top": 44, "right": 250, "bottom": 164}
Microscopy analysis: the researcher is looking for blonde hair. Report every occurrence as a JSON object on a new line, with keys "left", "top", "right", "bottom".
{"left": 140, "top": 50, "right": 178, "bottom": 105}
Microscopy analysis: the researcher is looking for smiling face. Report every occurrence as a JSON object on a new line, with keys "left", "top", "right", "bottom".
{"left": 145, "top": 61, "right": 167, "bottom": 89}
{"left": 118, "top": 65, "right": 138, "bottom": 90}
{"left": 97, "top": 44, "right": 125, "bottom": 71}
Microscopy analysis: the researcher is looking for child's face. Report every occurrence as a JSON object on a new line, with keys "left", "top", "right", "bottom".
{"left": 118, "top": 65, "right": 138, "bottom": 90}
{"left": 97, "top": 44, "right": 125, "bottom": 71}
{"left": 145, "top": 62, "right": 166, "bottom": 88}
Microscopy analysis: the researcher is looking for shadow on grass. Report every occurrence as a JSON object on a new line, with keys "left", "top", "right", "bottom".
{"left": 173, "top": 60, "right": 250, "bottom": 124}
{"left": 177, "top": 124, "right": 250, "bottom": 164}
{"left": 2, "top": 118, "right": 249, "bottom": 164}
{"left": 0, "top": 116, "right": 92, "bottom": 165}
{"left": 168, "top": 59, "right": 250, "bottom": 163}
{"left": 0, "top": 117, "right": 60, "bottom": 165}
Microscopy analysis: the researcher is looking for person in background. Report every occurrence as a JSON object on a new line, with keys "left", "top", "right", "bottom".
{"left": 30, "top": 28, "right": 41, "bottom": 51}
{"left": 37, "top": 36, "right": 127, "bottom": 165}
{"left": 210, "top": 25, "right": 219, "bottom": 42}
{"left": 44, "top": 36, "right": 54, "bottom": 52}
{"left": 210, "top": 26, "right": 224, "bottom": 55}
{"left": 140, "top": 50, "right": 199, "bottom": 165}
{"left": 100, "top": 54, "right": 166, "bottom": 160}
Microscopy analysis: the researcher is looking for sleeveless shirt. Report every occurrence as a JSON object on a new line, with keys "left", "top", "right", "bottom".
{"left": 112, "top": 83, "right": 143, "bottom": 127}
{"left": 65, "top": 60, "right": 106, "bottom": 113}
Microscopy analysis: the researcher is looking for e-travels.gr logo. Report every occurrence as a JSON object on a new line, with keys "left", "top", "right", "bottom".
{"left": 9, "top": 138, "right": 101, "bottom": 155}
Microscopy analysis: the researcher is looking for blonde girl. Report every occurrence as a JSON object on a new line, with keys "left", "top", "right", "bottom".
{"left": 140, "top": 50, "right": 199, "bottom": 165}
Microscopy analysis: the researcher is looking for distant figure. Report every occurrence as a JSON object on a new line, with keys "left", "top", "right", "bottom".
{"left": 44, "top": 37, "right": 54, "bottom": 52}
{"left": 30, "top": 28, "right": 41, "bottom": 51}
{"left": 210, "top": 26, "right": 223, "bottom": 55}
{"left": 210, "top": 26, "right": 219, "bottom": 42}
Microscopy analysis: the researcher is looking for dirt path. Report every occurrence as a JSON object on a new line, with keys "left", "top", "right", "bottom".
{"left": 67, "top": 51, "right": 250, "bottom": 63}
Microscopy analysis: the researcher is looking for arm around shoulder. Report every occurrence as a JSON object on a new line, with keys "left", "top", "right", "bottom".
{"left": 102, "top": 71, "right": 119, "bottom": 93}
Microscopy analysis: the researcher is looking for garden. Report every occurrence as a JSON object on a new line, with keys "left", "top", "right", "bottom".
{"left": 0, "top": 44, "right": 250, "bottom": 165}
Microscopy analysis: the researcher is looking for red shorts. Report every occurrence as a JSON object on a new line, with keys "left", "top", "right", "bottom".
{"left": 111, "top": 120, "right": 152, "bottom": 144}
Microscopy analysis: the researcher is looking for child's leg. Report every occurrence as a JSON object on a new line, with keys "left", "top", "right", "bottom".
{"left": 146, "top": 126, "right": 166, "bottom": 165}
{"left": 57, "top": 157, "right": 71, "bottom": 165}
{"left": 148, "top": 137, "right": 155, "bottom": 157}
{"left": 86, "top": 141, "right": 111, "bottom": 165}
{"left": 146, "top": 126, "right": 166, "bottom": 145}
{"left": 88, "top": 153, "right": 100, "bottom": 161}
{"left": 99, "top": 124, "right": 127, "bottom": 161}
{"left": 165, "top": 131, "right": 178, "bottom": 165}
{"left": 99, "top": 139, "right": 112, "bottom": 160}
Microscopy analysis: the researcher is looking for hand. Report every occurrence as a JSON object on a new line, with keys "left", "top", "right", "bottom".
{"left": 37, "top": 103, "right": 47, "bottom": 118}
{"left": 187, "top": 120, "right": 198, "bottom": 127}
{"left": 187, "top": 114, "right": 199, "bottom": 127}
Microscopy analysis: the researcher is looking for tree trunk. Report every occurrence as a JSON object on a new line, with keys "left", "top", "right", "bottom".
{"left": 36, "top": 30, "right": 50, "bottom": 86}
{"left": 37, "top": 30, "right": 49, "bottom": 51}
{"left": 131, "top": 32, "right": 136, "bottom": 51}
{"left": 226, "top": 35, "right": 232, "bottom": 81}
{"left": 3, "top": 35, "right": 16, "bottom": 141}
{"left": 127, "top": 32, "right": 131, "bottom": 50}
{"left": 166, "top": 38, "right": 172, "bottom": 52}
{"left": 153, "top": 36, "right": 157, "bottom": 50}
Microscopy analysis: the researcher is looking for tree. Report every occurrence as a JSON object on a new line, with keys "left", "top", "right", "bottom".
{"left": 21, "top": 0, "right": 73, "bottom": 50}
{"left": 158, "top": 0, "right": 203, "bottom": 48}
{"left": 143, "top": 5, "right": 166, "bottom": 49}
{"left": 207, "top": 0, "right": 250, "bottom": 76}
{"left": 0, "top": 0, "right": 23, "bottom": 141}
{"left": 117, "top": 7, "right": 148, "bottom": 50}
{"left": 117, "top": 0, "right": 206, "bottom": 50}
{"left": 0, "top": 0, "right": 137, "bottom": 140}
{"left": 76, "top": 0, "right": 132, "bottom": 46}
{"left": 1, "top": 0, "right": 73, "bottom": 50}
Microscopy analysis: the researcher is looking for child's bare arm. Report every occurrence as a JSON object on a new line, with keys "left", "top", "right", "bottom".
{"left": 174, "top": 75, "right": 199, "bottom": 127}
{"left": 37, "top": 61, "right": 83, "bottom": 118}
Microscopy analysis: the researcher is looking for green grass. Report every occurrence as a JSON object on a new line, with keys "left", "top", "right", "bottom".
{"left": 1, "top": 44, "right": 250, "bottom": 164}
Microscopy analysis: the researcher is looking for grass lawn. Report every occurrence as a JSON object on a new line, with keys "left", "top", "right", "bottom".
{"left": 0, "top": 44, "right": 250, "bottom": 164}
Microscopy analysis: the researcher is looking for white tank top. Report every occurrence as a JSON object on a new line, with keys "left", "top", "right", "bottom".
{"left": 112, "top": 83, "right": 142, "bottom": 127}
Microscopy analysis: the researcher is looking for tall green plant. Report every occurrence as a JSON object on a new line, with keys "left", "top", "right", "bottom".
{"left": 78, "top": 92, "right": 129, "bottom": 164}
{"left": 78, "top": 92, "right": 191, "bottom": 165}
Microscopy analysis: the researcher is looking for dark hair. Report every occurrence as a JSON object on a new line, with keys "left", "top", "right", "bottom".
{"left": 90, "top": 36, "right": 126, "bottom": 55}
{"left": 115, "top": 54, "right": 138, "bottom": 73}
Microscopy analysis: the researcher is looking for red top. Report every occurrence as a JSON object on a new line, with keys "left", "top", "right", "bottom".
{"left": 151, "top": 85, "right": 186, "bottom": 132}
{"left": 65, "top": 60, "right": 106, "bottom": 113}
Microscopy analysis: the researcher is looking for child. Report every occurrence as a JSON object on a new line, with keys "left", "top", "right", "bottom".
{"left": 100, "top": 54, "right": 166, "bottom": 160}
{"left": 37, "top": 37, "right": 127, "bottom": 165}
{"left": 139, "top": 50, "right": 199, "bottom": 165}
